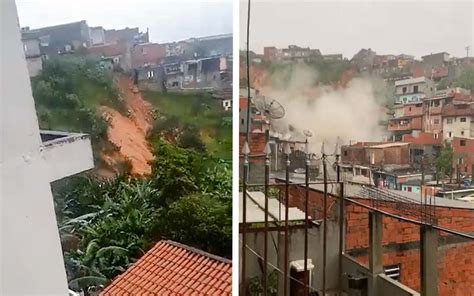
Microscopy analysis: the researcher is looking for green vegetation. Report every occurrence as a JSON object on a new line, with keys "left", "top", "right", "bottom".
{"left": 32, "top": 56, "right": 232, "bottom": 294}
{"left": 32, "top": 56, "right": 125, "bottom": 159}
{"left": 435, "top": 142, "right": 454, "bottom": 180}
{"left": 29, "top": 52, "right": 233, "bottom": 295}
{"left": 54, "top": 140, "right": 231, "bottom": 293}
{"left": 453, "top": 66, "right": 474, "bottom": 90}
{"left": 436, "top": 66, "right": 474, "bottom": 91}
{"left": 248, "top": 270, "right": 278, "bottom": 296}
{"left": 143, "top": 90, "right": 232, "bottom": 160}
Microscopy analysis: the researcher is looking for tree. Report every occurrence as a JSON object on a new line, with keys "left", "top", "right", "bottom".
{"left": 453, "top": 66, "right": 474, "bottom": 90}
{"left": 435, "top": 142, "right": 454, "bottom": 180}
{"left": 178, "top": 125, "right": 207, "bottom": 152}
{"left": 158, "top": 194, "right": 231, "bottom": 257}
{"left": 150, "top": 140, "right": 202, "bottom": 205}
{"left": 54, "top": 140, "right": 232, "bottom": 293}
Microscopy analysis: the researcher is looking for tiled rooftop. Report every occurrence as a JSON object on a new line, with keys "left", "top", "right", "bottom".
{"left": 100, "top": 240, "right": 232, "bottom": 295}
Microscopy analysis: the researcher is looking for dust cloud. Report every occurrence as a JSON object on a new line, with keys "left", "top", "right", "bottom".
{"left": 259, "top": 64, "right": 387, "bottom": 151}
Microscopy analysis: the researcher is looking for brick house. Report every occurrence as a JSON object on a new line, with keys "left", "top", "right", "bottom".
{"left": 130, "top": 43, "right": 167, "bottom": 68}
{"left": 341, "top": 142, "right": 410, "bottom": 167}
{"left": 451, "top": 137, "right": 474, "bottom": 177}
{"left": 283, "top": 181, "right": 474, "bottom": 295}
{"left": 263, "top": 46, "right": 278, "bottom": 62}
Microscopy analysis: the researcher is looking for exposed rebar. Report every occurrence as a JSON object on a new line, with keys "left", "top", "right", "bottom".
{"left": 284, "top": 153, "right": 290, "bottom": 296}
{"left": 304, "top": 139, "right": 310, "bottom": 295}
{"left": 241, "top": 154, "right": 249, "bottom": 296}
{"left": 322, "top": 153, "right": 328, "bottom": 295}
{"left": 263, "top": 139, "right": 270, "bottom": 296}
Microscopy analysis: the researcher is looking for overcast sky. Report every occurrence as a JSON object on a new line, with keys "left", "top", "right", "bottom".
{"left": 240, "top": 0, "right": 474, "bottom": 59}
{"left": 16, "top": 0, "right": 233, "bottom": 43}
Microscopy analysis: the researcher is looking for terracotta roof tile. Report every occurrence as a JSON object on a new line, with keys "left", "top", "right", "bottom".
{"left": 100, "top": 240, "right": 232, "bottom": 295}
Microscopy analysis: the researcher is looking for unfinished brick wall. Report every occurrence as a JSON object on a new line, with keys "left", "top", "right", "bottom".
{"left": 239, "top": 132, "right": 266, "bottom": 156}
{"left": 438, "top": 241, "right": 474, "bottom": 296}
{"left": 356, "top": 249, "right": 421, "bottom": 291}
{"left": 284, "top": 184, "right": 474, "bottom": 295}
{"left": 286, "top": 184, "right": 337, "bottom": 220}
{"left": 452, "top": 137, "right": 474, "bottom": 177}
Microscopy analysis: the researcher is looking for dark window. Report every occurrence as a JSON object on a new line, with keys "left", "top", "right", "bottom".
{"left": 434, "top": 101, "right": 440, "bottom": 107}
{"left": 343, "top": 151, "right": 348, "bottom": 156}
{"left": 460, "top": 117, "right": 467, "bottom": 122}
{"left": 384, "top": 264, "right": 401, "bottom": 281}
{"left": 409, "top": 107, "right": 412, "bottom": 111}
{"left": 241, "top": 118, "right": 244, "bottom": 125}
{"left": 413, "top": 85, "right": 419, "bottom": 93}
{"left": 402, "top": 87, "right": 407, "bottom": 94}
{"left": 460, "top": 139, "right": 466, "bottom": 146}
{"left": 434, "top": 119, "right": 440, "bottom": 124}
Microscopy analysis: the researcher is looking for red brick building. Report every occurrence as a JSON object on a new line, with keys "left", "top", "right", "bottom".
{"left": 341, "top": 142, "right": 410, "bottom": 166}
{"left": 130, "top": 43, "right": 166, "bottom": 68}
{"left": 263, "top": 46, "right": 278, "bottom": 62}
{"left": 451, "top": 137, "right": 474, "bottom": 177}
{"left": 284, "top": 183, "right": 474, "bottom": 295}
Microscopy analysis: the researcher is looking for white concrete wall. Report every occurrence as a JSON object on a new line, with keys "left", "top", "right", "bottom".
{"left": 90, "top": 27, "right": 105, "bottom": 45}
{"left": 443, "top": 115, "right": 474, "bottom": 141}
{"left": 0, "top": 1, "right": 69, "bottom": 294}
{"left": 26, "top": 56, "right": 43, "bottom": 77}
{"left": 41, "top": 133, "right": 94, "bottom": 182}
{"left": 22, "top": 38, "right": 41, "bottom": 57}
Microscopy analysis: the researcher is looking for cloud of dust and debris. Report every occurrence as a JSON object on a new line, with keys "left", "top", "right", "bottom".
{"left": 259, "top": 64, "right": 388, "bottom": 151}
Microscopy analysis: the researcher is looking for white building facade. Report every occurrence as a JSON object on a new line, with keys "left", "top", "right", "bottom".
{"left": 1, "top": 1, "right": 94, "bottom": 295}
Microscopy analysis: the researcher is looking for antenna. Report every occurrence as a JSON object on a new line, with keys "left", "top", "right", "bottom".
{"left": 303, "top": 130, "right": 313, "bottom": 138}
{"left": 252, "top": 96, "right": 285, "bottom": 119}
{"left": 466, "top": 46, "right": 470, "bottom": 58}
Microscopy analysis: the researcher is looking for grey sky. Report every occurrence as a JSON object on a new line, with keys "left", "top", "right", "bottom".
{"left": 240, "top": 0, "right": 474, "bottom": 59}
{"left": 16, "top": 0, "right": 233, "bottom": 43}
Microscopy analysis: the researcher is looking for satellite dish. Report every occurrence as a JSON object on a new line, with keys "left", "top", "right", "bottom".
{"left": 303, "top": 130, "right": 313, "bottom": 137}
{"left": 253, "top": 96, "right": 285, "bottom": 119}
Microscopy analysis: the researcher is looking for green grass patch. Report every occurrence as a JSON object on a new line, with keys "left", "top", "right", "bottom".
{"left": 143, "top": 91, "right": 232, "bottom": 161}
{"left": 32, "top": 56, "right": 126, "bottom": 162}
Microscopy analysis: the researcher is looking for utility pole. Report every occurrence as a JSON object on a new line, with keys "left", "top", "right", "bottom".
{"left": 421, "top": 155, "right": 425, "bottom": 223}
{"left": 466, "top": 46, "right": 470, "bottom": 58}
